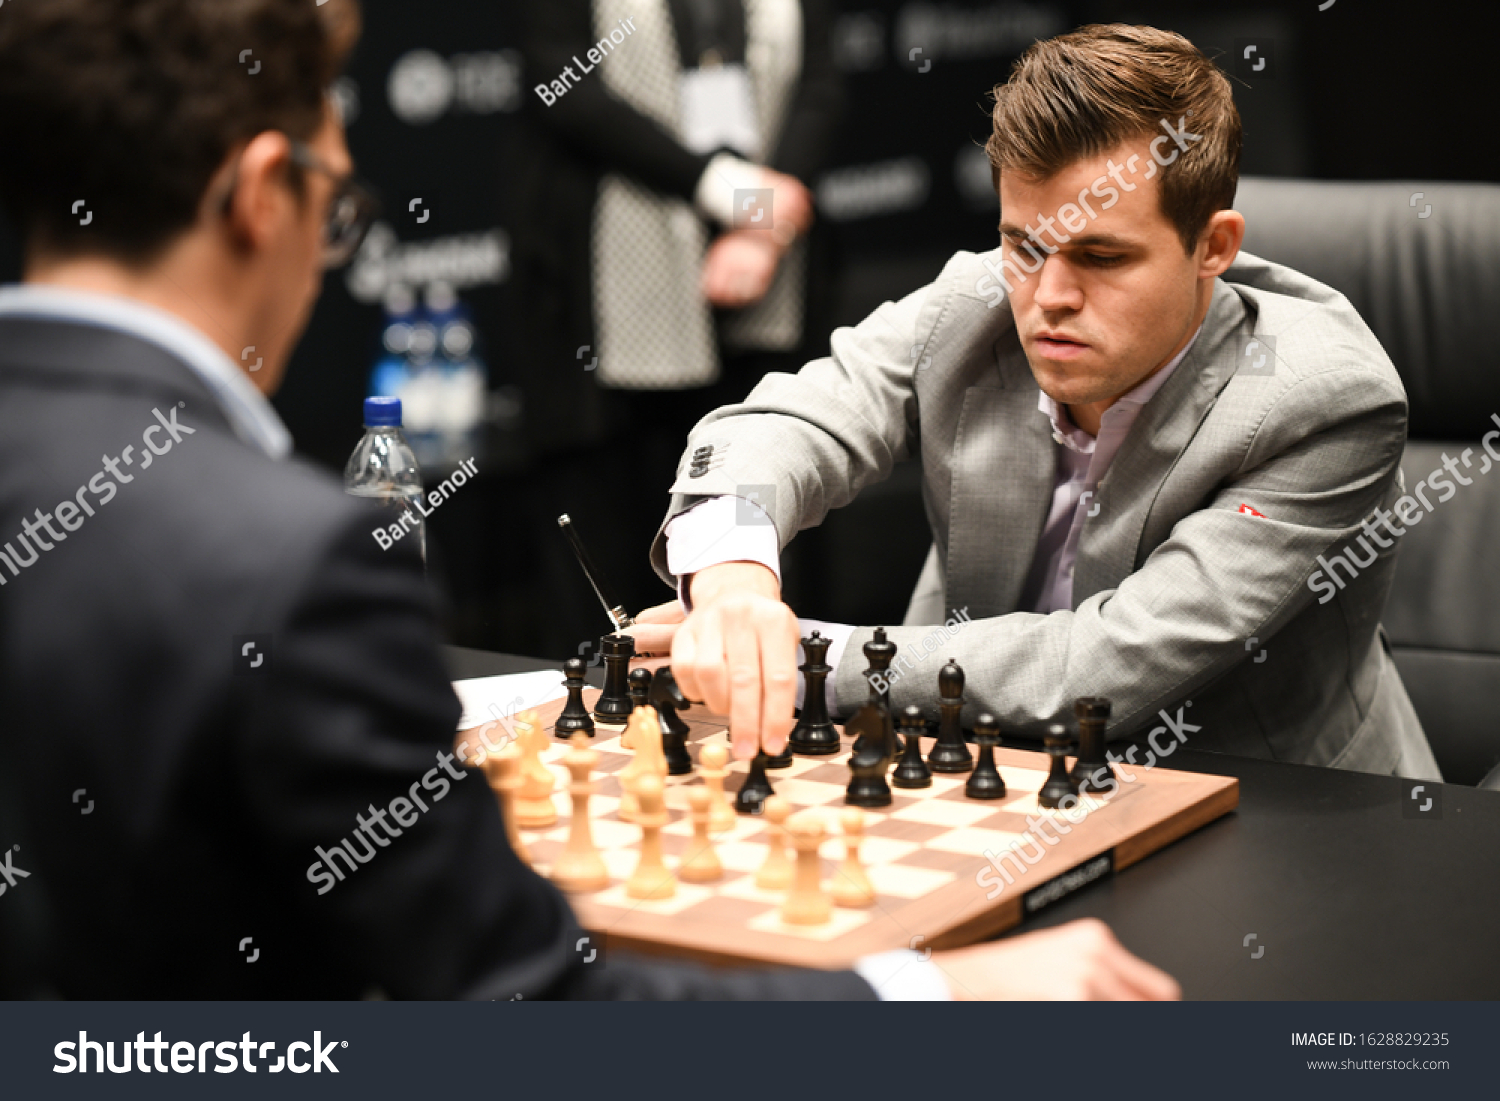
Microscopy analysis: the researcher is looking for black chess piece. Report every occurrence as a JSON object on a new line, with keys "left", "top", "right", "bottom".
{"left": 648, "top": 666, "right": 694, "bottom": 775}
{"left": 863, "top": 628, "right": 903, "bottom": 751}
{"left": 891, "top": 705, "right": 933, "bottom": 789}
{"left": 789, "top": 632, "right": 840, "bottom": 755}
{"left": 592, "top": 633, "right": 635, "bottom": 725}
{"left": 928, "top": 659, "right": 973, "bottom": 773}
{"left": 965, "top": 713, "right": 1007, "bottom": 800}
{"left": 1070, "top": 697, "right": 1115, "bottom": 791}
{"left": 735, "top": 751, "right": 776, "bottom": 814}
{"left": 627, "top": 666, "right": 652, "bottom": 715}
{"left": 554, "top": 657, "right": 596, "bottom": 739}
{"left": 765, "top": 738, "right": 794, "bottom": 769}
{"left": 844, "top": 700, "right": 895, "bottom": 807}
{"left": 1038, "top": 723, "right": 1081, "bottom": 809}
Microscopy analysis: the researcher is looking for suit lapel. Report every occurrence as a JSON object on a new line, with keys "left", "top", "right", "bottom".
{"left": 944, "top": 340, "right": 1055, "bottom": 620}
{"left": 1071, "top": 279, "right": 1249, "bottom": 605}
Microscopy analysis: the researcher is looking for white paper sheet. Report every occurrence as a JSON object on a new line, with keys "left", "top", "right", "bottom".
{"left": 452, "top": 669, "right": 569, "bottom": 730}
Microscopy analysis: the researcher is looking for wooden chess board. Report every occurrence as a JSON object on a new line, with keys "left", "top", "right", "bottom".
{"left": 464, "top": 689, "right": 1237, "bottom": 970}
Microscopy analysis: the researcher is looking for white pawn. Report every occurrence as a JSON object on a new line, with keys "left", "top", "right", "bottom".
{"left": 677, "top": 788, "right": 723, "bottom": 883}
{"left": 781, "top": 813, "right": 832, "bottom": 926}
{"left": 626, "top": 773, "right": 675, "bottom": 900}
{"left": 698, "top": 742, "right": 737, "bottom": 834}
{"left": 831, "top": 808, "right": 875, "bottom": 908}
{"left": 753, "top": 795, "right": 794, "bottom": 890}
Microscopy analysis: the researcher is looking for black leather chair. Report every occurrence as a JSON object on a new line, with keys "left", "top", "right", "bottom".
{"left": 1234, "top": 177, "right": 1500, "bottom": 786}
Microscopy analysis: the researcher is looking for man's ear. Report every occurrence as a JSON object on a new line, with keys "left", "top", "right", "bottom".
{"left": 1198, "top": 209, "right": 1245, "bottom": 279}
{"left": 221, "top": 130, "right": 296, "bottom": 256}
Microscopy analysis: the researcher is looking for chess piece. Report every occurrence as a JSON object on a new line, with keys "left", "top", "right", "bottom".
{"left": 551, "top": 733, "right": 609, "bottom": 892}
{"left": 698, "top": 743, "right": 737, "bottom": 833}
{"left": 513, "top": 710, "right": 558, "bottom": 828}
{"left": 964, "top": 713, "right": 1007, "bottom": 800}
{"left": 648, "top": 666, "right": 693, "bottom": 775}
{"left": 765, "top": 736, "right": 794, "bottom": 770}
{"left": 844, "top": 700, "right": 894, "bottom": 808}
{"left": 831, "top": 808, "right": 875, "bottom": 908}
{"left": 620, "top": 666, "right": 652, "bottom": 748}
{"left": 781, "top": 813, "right": 832, "bottom": 925}
{"left": 735, "top": 750, "right": 776, "bottom": 815}
{"left": 554, "top": 657, "right": 595, "bottom": 739}
{"left": 754, "top": 795, "right": 794, "bottom": 890}
{"left": 485, "top": 744, "right": 531, "bottom": 866}
{"left": 677, "top": 788, "right": 723, "bottom": 883}
{"left": 789, "top": 632, "right": 840, "bottom": 755}
{"left": 625, "top": 772, "right": 675, "bottom": 899}
{"left": 891, "top": 705, "right": 932, "bottom": 789}
{"left": 863, "top": 628, "right": 903, "bottom": 751}
{"left": 928, "top": 659, "right": 973, "bottom": 773}
{"left": 592, "top": 632, "right": 635, "bottom": 725}
{"left": 617, "top": 706, "right": 665, "bottom": 823}
{"left": 1038, "top": 722, "right": 1081, "bottom": 809}
{"left": 1070, "top": 697, "right": 1115, "bottom": 791}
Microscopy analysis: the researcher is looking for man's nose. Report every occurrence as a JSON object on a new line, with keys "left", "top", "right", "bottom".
{"left": 1032, "top": 253, "right": 1083, "bottom": 312}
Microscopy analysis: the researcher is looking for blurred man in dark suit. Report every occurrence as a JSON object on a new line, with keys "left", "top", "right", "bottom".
{"left": 0, "top": 0, "right": 1175, "bottom": 1001}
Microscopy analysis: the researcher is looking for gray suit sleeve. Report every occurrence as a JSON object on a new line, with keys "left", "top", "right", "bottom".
{"left": 648, "top": 262, "right": 952, "bottom": 586}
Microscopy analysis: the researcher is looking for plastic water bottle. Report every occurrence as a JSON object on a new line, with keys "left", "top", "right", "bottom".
{"left": 344, "top": 396, "right": 426, "bottom": 565}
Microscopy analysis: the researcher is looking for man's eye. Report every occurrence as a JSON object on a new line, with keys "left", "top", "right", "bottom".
{"left": 1086, "top": 253, "right": 1125, "bottom": 266}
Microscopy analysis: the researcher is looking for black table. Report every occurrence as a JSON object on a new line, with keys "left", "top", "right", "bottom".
{"left": 443, "top": 646, "right": 1500, "bottom": 999}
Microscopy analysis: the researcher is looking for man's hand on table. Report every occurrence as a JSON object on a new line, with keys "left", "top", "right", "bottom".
{"left": 933, "top": 919, "right": 1181, "bottom": 1001}
{"left": 624, "top": 562, "right": 800, "bottom": 761}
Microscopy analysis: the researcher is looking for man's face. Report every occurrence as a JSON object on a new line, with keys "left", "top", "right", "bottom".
{"left": 255, "top": 108, "right": 352, "bottom": 394}
{"left": 998, "top": 139, "right": 1205, "bottom": 410}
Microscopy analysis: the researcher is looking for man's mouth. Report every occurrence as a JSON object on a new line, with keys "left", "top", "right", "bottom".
{"left": 1032, "top": 331, "right": 1090, "bottom": 360}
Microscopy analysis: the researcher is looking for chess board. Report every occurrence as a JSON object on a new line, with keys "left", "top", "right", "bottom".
{"left": 465, "top": 689, "right": 1238, "bottom": 970}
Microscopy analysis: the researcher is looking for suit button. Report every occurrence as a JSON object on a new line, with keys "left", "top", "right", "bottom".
{"left": 693, "top": 446, "right": 712, "bottom": 459}
{"left": 689, "top": 462, "right": 709, "bottom": 478}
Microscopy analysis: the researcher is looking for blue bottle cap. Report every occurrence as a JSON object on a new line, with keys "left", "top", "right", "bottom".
{"left": 364, "top": 396, "right": 402, "bottom": 427}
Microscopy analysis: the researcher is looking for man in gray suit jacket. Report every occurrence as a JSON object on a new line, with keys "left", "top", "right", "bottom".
{"left": 631, "top": 24, "right": 1440, "bottom": 780}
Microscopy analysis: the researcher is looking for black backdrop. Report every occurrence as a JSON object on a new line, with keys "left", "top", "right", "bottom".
{"left": 3, "top": 0, "right": 1496, "bottom": 657}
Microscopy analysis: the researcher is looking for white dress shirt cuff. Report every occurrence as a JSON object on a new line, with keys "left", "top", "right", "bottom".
{"left": 693, "top": 152, "right": 765, "bottom": 228}
{"left": 853, "top": 949, "right": 954, "bottom": 1001}
{"left": 664, "top": 495, "right": 782, "bottom": 611}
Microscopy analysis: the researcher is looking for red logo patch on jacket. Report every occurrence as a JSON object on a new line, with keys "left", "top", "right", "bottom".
{"left": 1238, "top": 504, "right": 1266, "bottom": 518}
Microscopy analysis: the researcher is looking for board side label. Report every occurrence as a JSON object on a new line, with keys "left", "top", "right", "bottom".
{"left": 1022, "top": 850, "right": 1114, "bottom": 916}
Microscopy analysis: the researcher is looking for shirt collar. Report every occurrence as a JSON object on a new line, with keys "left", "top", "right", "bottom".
{"left": 0, "top": 283, "right": 292, "bottom": 460}
{"left": 1038, "top": 321, "right": 1204, "bottom": 454}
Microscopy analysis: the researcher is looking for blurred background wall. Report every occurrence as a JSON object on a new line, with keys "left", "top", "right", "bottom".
{"left": 3, "top": 0, "right": 1494, "bottom": 659}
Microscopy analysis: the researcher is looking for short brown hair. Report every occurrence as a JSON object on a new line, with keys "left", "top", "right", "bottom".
{"left": 0, "top": 0, "right": 361, "bottom": 265}
{"left": 985, "top": 24, "right": 1241, "bottom": 254}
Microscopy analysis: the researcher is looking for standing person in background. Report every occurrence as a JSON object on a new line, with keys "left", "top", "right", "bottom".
{"left": 512, "top": 0, "right": 843, "bottom": 660}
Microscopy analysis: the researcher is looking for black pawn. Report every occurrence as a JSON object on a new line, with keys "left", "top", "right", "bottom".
{"left": 627, "top": 666, "right": 652, "bottom": 715}
{"left": 648, "top": 666, "right": 693, "bottom": 776}
{"left": 1038, "top": 723, "right": 1080, "bottom": 809}
{"left": 844, "top": 701, "right": 895, "bottom": 807}
{"left": 554, "top": 657, "right": 595, "bottom": 739}
{"left": 891, "top": 705, "right": 932, "bottom": 789}
{"left": 592, "top": 633, "right": 635, "bottom": 725}
{"left": 789, "top": 632, "right": 840, "bottom": 755}
{"left": 928, "top": 659, "right": 973, "bottom": 773}
{"left": 735, "top": 751, "right": 776, "bottom": 815}
{"left": 965, "top": 713, "right": 1007, "bottom": 800}
{"left": 863, "top": 628, "right": 904, "bottom": 752}
{"left": 1070, "top": 697, "right": 1115, "bottom": 791}
{"left": 765, "top": 738, "right": 795, "bottom": 769}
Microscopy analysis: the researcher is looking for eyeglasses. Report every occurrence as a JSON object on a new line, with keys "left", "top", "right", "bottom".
{"left": 287, "top": 140, "right": 381, "bottom": 268}
{"left": 217, "top": 136, "right": 381, "bottom": 269}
